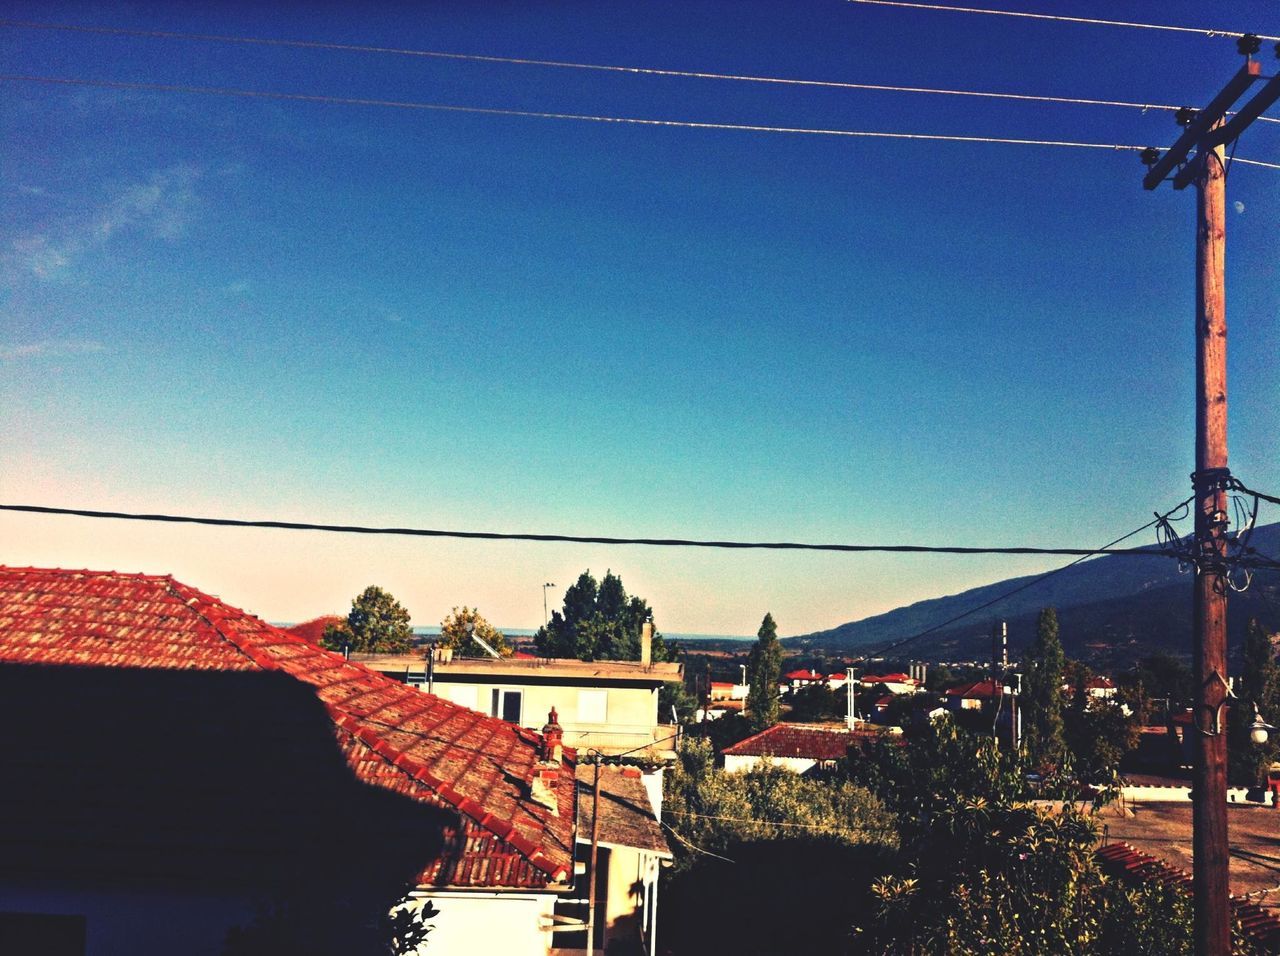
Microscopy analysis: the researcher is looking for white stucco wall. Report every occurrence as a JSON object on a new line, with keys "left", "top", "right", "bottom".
{"left": 429, "top": 678, "right": 663, "bottom": 753}
{"left": 406, "top": 890, "right": 557, "bottom": 956}
{"left": 722, "top": 754, "right": 819, "bottom": 774}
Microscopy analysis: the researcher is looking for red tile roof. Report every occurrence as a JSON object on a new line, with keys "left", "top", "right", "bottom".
{"left": 944, "top": 678, "right": 1002, "bottom": 699}
{"left": 1096, "top": 842, "right": 1280, "bottom": 951}
{"left": 284, "top": 615, "right": 345, "bottom": 646}
{"left": 783, "top": 669, "right": 824, "bottom": 681}
{"left": 721, "top": 723, "right": 882, "bottom": 761}
{"left": 0, "top": 566, "right": 576, "bottom": 889}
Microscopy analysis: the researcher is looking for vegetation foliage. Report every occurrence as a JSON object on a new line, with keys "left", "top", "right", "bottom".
{"left": 321, "top": 585, "right": 414, "bottom": 654}
{"left": 534, "top": 570, "right": 669, "bottom": 662}
{"left": 745, "top": 612, "right": 782, "bottom": 731}
{"left": 438, "top": 606, "right": 510, "bottom": 657}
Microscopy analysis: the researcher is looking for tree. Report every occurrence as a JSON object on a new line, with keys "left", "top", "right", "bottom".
{"left": 1063, "top": 661, "right": 1141, "bottom": 783}
{"left": 1022, "top": 607, "right": 1066, "bottom": 769}
{"left": 1228, "top": 618, "right": 1280, "bottom": 788}
{"left": 784, "top": 683, "right": 843, "bottom": 722}
{"left": 745, "top": 613, "right": 782, "bottom": 732}
{"left": 533, "top": 570, "right": 668, "bottom": 662}
{"left": 439, "top": 606, "right": 511, "bottom": 658}
{"left": 322, "top": 586, "right": 414, "bottom": 654}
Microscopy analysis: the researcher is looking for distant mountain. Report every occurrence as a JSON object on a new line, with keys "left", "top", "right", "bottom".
{"left": 791, "top": 523, "right": 1280, "bottom": 668}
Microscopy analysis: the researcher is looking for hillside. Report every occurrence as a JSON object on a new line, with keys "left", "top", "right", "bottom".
{"left": 792, "top": 523, "right": 1280, "bottom": 668}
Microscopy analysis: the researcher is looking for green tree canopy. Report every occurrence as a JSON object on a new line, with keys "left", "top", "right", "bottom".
{"left": 745, "top": 612, "right": 783, "bottom": 732}
{"left": 1228, "top": 618, "right": 1280, "bottom": 787}
{"left": 533, "top": 570, "right": 668, "bottom": 662}
{"left": 322, "top": 585, "right": 414, "bottom": 654}
{"left": 1022, "top": 607, "right": 1066, "bottom": 770}
{"left": 439, "top": 606, "right": 511, "bottom": 658}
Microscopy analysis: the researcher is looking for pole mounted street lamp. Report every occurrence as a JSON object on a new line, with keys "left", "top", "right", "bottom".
{"left": 1248, "top": 704, "right": 1277, "bottom": 746}
{"left": 542, "top": 582, "right": 556, "bottom": 628}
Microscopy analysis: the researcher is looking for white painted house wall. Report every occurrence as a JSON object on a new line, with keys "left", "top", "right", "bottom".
{"left": 406, "top": 890, "right": 558, "bottom": 956}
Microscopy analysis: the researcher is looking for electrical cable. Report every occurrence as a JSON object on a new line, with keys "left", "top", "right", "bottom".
{"left": 6, "top": 74, "right": 1279, "bottom": 169}
{"left": 0, "top": 501, "right": 1191, "bottom": 558}
{"left": 842, "top": 1, "right": 1280, "bottom": 43}
{"left": 6, "top": 18, "right": 1277, "bottom": 125}
{"left": 861, "top": 496, "right": 1195, "bottom": 661}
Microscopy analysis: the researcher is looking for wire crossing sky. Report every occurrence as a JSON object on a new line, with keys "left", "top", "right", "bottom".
{"left": 2, "top": 0, "right": 1278, "bottom": 636}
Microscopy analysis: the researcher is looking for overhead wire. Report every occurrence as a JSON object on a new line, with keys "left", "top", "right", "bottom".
{"left": 5, "top": 18, "right": 1276, "bottom": 125}
{"left": 860, "top": 496, "right": 1196, "bottom": 661}
{"left": 0, "top": 501, "right": 1186, "bottom": 557}
{"left": 5, "top": 75, "right": 1280, "bottom": 169}
{"left": 842, "top": 1, "right": 1280, "bottom": 43}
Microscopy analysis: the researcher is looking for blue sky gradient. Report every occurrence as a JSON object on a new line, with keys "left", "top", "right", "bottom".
{"left": 2, "top": 1, "right": 1277, "bottom": 635}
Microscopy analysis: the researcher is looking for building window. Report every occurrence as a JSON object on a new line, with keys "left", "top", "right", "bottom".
{"left": 491, "top": 688, "right": 523, "bottom": 723}
{"left": 578, "top": 689, "right": 608, "bottom": 724}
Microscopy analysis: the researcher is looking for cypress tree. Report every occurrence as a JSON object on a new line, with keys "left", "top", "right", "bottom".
{"left": 746, "top": 613, "right": 783, "bottom": 732}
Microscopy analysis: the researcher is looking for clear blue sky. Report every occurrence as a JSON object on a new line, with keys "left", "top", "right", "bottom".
{"left": 2, "top": 1, "right": 1277, "bottom": 636}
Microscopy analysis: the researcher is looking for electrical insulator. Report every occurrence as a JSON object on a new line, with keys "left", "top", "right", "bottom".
{"left": 1175, "top": 107, "right": 1197, "bottom": 127}
{"left": 1140, "top": 147, "right": 1161, "bottom": 167}
{"left": 1237, "top": 33, "right": 1261, "bottom": 56}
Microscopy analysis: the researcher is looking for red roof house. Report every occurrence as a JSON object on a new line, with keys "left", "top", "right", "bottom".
{"left": 0, "top": 567, "right": 577, "bottom": 954}
{"left": 721, "top": 723, "right": 887, "bottom": 773}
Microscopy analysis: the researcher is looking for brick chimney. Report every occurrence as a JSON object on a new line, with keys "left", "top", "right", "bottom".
{"left": 542, "top": 707, "right": 563, "bottom": 763}
{"left": 641, "top": 619, "right": 653, "bottom": 666}
{"left": 529, "top": 708, "right": 562, "bottom": 814}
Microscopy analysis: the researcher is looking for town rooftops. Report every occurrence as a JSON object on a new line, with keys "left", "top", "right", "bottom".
{"left": 0, "top": 566, "right": 577, "bottom": 889}
{"left": 783, "top": 669, "right": 825, "bottom": 682}
{"left": 721, "top": 723, "right": 885, "bottom": 761}
{"left": 354, "top": 651, "right": 681, "bottom": 685}
{"left": 575, "top": 765, "right": 671, "bottom": 859}
{"left": 860, "top": 673, "right": 920, "bottom": 685}
{"left": 944, "top": 678, "right": 1003, "bottom": 699}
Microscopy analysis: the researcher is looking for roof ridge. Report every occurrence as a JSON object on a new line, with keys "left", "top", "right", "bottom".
{"left": 160, "top": 579, "right": 571, "bottom": 881}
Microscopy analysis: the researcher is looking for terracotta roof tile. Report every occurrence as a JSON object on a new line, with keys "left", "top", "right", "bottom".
{"left": 721, "top": 723, "right": 883, "bottom": 761}
{"left": 1096, "top": 842, "right": 1280, "bottom": 951}
{"left": 0, "top": 566, "right": 576, "bottom": 889}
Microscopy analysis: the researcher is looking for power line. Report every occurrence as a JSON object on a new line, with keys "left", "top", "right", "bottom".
{"left": 7, "top": 18, "right": 1276, "bottom": 125}
{"left": 862, "top": 497, "right": 1195, "bottom": 660}
{"left": 844, "top": 1, "right": 1280, "bottom": 43}
{"left": 0, "top": 501, "right": 1185, "bottom": 558}
{"left": 6, "top": 74, "right": 1280, "bottom": 169}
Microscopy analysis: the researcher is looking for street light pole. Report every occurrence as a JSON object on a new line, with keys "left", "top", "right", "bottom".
{"left": 542, "top": 582, "right": 556, "bottom": 628}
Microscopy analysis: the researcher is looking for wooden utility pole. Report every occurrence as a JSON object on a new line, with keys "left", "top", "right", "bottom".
{"left": 1142, "top": 39, "right": 1280, "bottom": 956}
{"left": 585, "top": 752, "right": 602, "bottom": 956}
{"left": 1191, "top": 119, "right": 1231, "bottom": 956}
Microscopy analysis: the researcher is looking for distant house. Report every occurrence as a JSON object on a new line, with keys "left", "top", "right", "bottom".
{"left": 944, "top": 677, "right": 1006, "bottom": 712}
{"left": 0, "top": 567, "right": 578, "bottom": 956}
{"left": 858, "top": 672, "right": 922, "bottom": 695}
{"left": 781, "top": 669, "right": 825, "bottom": 693}
{"left": 355, "top": 652, "right": 682, "bottom": 758}
{"left": 1063, "top": 675, "right": 1119, "bottom": 701}
{"left": 826, "top": 672, "right": 849, "bottom": 691}
{"left": 709, "top": 680, "right": 735, "bottom": 702}
{"left": 721, "top": 723, "right": 890, "bottom": 774}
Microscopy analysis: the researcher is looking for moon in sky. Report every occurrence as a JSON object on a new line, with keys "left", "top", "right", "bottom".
{"left": 1233, "top": 201, "right": 1245, "bottom": 214}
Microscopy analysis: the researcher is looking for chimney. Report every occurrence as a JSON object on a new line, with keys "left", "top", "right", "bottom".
{"left": 530, "top": 708, "right": 563, "bottom": 814}
{"left": 541, "top": 707, "right": 563, "bottom": 763}
{"left": 641, "top": 619, "right": 653, "bottom": 666}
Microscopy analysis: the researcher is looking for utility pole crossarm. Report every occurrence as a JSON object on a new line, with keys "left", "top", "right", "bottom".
{"left": 1173, "top": 68, "right": 1280, "bottom": 190}
{"left": 1215, "top": 71, "right": 1280, "bottom": 146}
{"left": 1143, "top": 60, "right": 1261, "bottom": 190}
